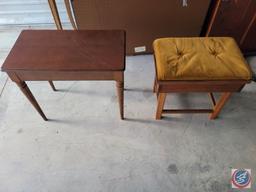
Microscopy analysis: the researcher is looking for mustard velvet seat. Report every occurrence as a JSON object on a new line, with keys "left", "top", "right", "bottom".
{"left": 153, "top": 37, "right": 252, "bottom": 81}
{"left": 153, "top": 37, "right": 253, "bottom": 120}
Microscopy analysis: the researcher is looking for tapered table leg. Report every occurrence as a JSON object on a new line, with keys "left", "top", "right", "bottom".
{"left": 16, "top": 81, "right": 48, "bottom": 121}
{"left": 48, "top": 81, "right": 57, "bottom": 91}
{"left": 210, "top": 92, "right": 232, "bottom": 120}
{"left": 116, "top": 81, "right": 124, "bottom": 120}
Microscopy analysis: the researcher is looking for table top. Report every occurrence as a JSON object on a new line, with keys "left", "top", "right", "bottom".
{"left": 1, "top": 30, "right": 125, "bottom": 71}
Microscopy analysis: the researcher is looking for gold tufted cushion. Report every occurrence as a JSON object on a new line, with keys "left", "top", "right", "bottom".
{"left": 153, "top": 37, "right": 252, "bottom": 81}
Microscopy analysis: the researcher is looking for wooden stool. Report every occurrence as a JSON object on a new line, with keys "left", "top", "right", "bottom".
{"left": 153, "top": 37, "right": 253, "bottom": 120}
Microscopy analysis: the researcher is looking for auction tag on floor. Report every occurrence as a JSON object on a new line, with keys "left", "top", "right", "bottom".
{"left": 231, "top": 169, "right": 251, "bottom": 189}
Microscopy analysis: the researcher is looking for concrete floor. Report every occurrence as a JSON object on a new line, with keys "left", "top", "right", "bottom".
{"left": 0, "top": 29, "right": 256, "bottom": 192}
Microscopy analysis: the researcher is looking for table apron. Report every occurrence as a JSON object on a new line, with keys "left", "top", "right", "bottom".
{"left": 7, "top": 71, "right": 124, "bottom": 81}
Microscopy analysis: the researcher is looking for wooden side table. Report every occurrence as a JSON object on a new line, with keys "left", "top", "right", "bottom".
{"left": 1, "top": 30, "right": 126, "bottom": 120}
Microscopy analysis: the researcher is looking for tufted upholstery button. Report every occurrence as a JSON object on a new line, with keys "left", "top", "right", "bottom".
{"left": 177, "top": 51, "right": 183, "bottom": 57}
{"left": 211, "top": 50, "right": 218, "bottom": 56}
{"left": 153, "top": 37, "right": 253, "bottom": 80}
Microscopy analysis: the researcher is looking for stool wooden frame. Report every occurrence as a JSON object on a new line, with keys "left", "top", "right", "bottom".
{"left": 153, "top": 57, "right": 250, "bottom": 120}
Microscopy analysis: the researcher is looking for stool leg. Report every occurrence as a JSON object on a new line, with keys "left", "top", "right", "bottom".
{"left": 153, "top": 77, "right": 157, "bottom": 93}
{"left": 208, "top": 92, "right": 216, "bottom": 107}
{"left": 156, "top": 93, "right": 166, "bottom": 120}
{"left": 210, "top": 92, "right": 232, "bottom": 120}
{"left": 116, "top": 81, "right": 124, "bottom": 120}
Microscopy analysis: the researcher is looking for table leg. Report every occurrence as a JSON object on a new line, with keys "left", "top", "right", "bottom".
{"left": 116, "top": 81, "right": 124, "bottom": 120}
{"left": 16, "top": 81, "right": 48, "bottom": 121}
{"left": 48, "top": 81, "right": 57, "bottom": 91}
{"left": 210, "top": 92, "right": 232, "bottom": 120}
